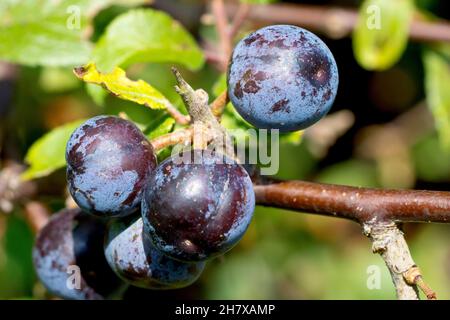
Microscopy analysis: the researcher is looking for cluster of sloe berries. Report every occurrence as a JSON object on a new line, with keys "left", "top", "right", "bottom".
{"left": 32, "top": 25, "right": 338, "bottom": 299}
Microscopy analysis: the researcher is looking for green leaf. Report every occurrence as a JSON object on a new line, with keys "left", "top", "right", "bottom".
{"left": 315, "top": 160, "right": 379, "bottom": 187}
{"left": 86, "top": 83, "right": 108, "bottom": 106}
{"left": 22, "top": 119, "right": 86, "bottom": 180}
{"left": 39, "top": 67, "right": 80, "bottom": 92}
{"left": 423, "top": 47, "right": 450, "bottom": 150}
{"left": 92, "top": 8, "right": 204, "bottom": 72}
{"left": 352, "top": 0, "right": 413, "bottom": 70}
{"left": 144, "top": 114, "right": 176, "bottom": 162}
{"left": 212, "top": 73, "right": 227, "bottom": 97}
{"left": 0, "top": 0, "right": 150, "bottom": 67}
{"left": 74, "top": 62, "right": 172, "bottom": 110}
{"left": 145, "top": 115, "right": 176, "bottom": 140}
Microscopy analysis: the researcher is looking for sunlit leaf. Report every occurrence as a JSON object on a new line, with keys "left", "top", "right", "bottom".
{"left": 0, "top": 0, "right": 150, "bottom": 66}
{"left": 92, "top": 8, "right": 204, "bottom": 72}
{"left": 145, "top": 115, "right": 176, "bottom": 140}
{"left": 353, "top": 0, "right": 414, "bottom": 70}
{"left": 74, "top": 62, "right": 171, "bottom": 110}
{"left": 22, "top": 119, "right": 86, "bottom": 180}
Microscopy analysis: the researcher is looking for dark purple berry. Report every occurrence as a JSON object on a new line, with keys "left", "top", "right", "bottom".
{"left": 66, "top": 116, "right": 157, "bottom": 217}
{"left": 142, "top": 150, "right": 255, "bottom": 262}
{"left": 227, "top": 25, "right": 339, "bottom": 132}
{"left": 32, "top": 208, "right": 123, "bottom": 300}
{"left": 104, "top": 217, "right": 205, "bottom": 289}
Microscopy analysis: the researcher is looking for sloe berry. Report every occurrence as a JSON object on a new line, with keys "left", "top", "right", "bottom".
{"left": 104, "top": 217, "right": 205, "bottom": 289}
{"left": 32, "top": 208, "right": 123, "bottom": 300}
{"left": 227, "top": 25, "right": 339, "bottom": 132}
{"left": 66, "top": 116, "right": 157, "bottom": 217}
{"left": 142, "top": 149, "right": 255, "bottom": 262}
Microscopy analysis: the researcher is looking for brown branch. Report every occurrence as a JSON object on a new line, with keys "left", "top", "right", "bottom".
{"left": 210, "top": 90, "right": 229, "bottom": 117}
{"left": 364, "top": 221, "right": 420, "bottom": 300}
{"left": 403, "top": 266, "right": 437, "bottom": 299}
{"left": 150, "top": 128, "right": 193, "bottom": 151}
{"left": 225, "top": 3, "right": 450, "bottom": 42}
{"left": 23, "top": 201, "right": 50, "bottom": 234}
{"left": 228, "top": 2, "right": 251, "bottom": 40}
{"left": 255, "top": 179, "right": 447, "bottom": 299}
{"left": 0, "top": 162, "right": 36, "bottom": 213}
{"left": 254, "top": 180, "right": 450, "bottom": 224}
{"left": 211, "top": 0, "right": 232, "bottom": 70}
{"left": 149, "top": 90, "right": 229, "bottom": 151}
{"left": 204, "top": 49, "right": 225, "bottom": 66}
{"left": 165, "top": 104, "right": 190, "bottom": 125}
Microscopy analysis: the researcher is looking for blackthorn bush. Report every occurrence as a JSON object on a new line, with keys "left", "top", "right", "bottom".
{"left": 35, "top": 23, "right": 343, "bottom": 299}
{"left": 227, "top": 25, "right": 339, "bottom": 132}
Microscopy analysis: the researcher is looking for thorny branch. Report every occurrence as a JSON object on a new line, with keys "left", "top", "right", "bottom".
{"left": 255, "top": 180, "right": 450, "bottom": 299}
{"left": 363, "top": 222, "right": 420, "bottom": 300}
{"left": 172, "top": 68, "right": 234, "bottom": 158}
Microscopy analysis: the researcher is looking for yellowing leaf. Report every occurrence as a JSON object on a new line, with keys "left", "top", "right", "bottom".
{"left": 74, "top": 62, "right": 171, "bottom": 110}
{"left": 353, "top": 0, "right": 414, "bottom": 70}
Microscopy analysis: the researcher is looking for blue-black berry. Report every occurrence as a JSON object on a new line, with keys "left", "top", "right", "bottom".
{"left": 227, "top": 25, "right": 339, "bottom": 132}
{"left": 66, "top": 116, "right": 157, "bottom": 217}
{"left": 142, "top": 150, "right": 255, "bottom": 262}
{"left": 104, "top": 217, "right": 205, "bottom": 289}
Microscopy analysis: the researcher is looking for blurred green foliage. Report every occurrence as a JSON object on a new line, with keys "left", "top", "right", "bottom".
{"left": 353, "top": 0, "right": 413, "bottom": 70}
{"left": 0, "top": 0, "right": 449, "bottom": 300}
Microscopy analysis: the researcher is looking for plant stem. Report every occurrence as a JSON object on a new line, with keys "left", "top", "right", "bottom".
{"left": 210, "top": 90, "right": 229, "bottom": 118}
{"left": 254, "top": 180, "right": 450, "bottom": 223}
{"left": 171, "top": 68, "right": 234, "bottom": 158}
{"left": 211, "top": 0, "right": 231, "bottom": 70}
{"left": 363, "top": 221, "right": 420, "bottom": 300}
{"left": 151, "top": 128, "right": 193, "bottom": 151}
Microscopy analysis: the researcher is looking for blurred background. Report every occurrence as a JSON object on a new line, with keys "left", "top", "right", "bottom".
{"left": 0, "top": 0, "right": 449, "bottom": 299}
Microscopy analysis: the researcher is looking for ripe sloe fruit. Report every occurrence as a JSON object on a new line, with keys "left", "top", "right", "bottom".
{"left": 104, "top": 217, "right": 205, "bottom": 289}
{"left": 227, "top": 25, "right": 339, "bottom": 132}
{"left": 142, "top": 149, "right": 255, "bottom": 262}
{"left": 32, "top": 208, "right": 123, "bottom": 300}
{"left": 66, "top": 116, "right": 157, "bottom": 217}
